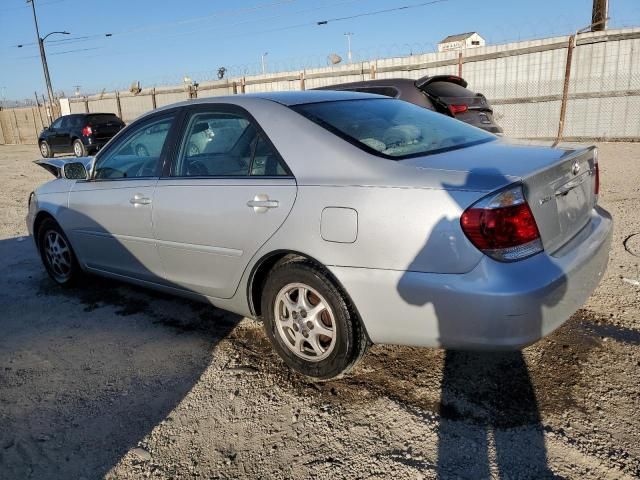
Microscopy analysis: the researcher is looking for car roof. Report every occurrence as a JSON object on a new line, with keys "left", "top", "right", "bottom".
{"left": 316, "top": 78, "right": 418, "bottom": 90}
{"left": 138, "top": 90, "right": 386, "bottom": 122}
{"left": 241, "top": 90, "right": 383, "bottom": 105}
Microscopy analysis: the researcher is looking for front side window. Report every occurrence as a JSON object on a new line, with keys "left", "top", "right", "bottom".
{"left": 293, "top": 98, "right": 494, "bottom": 159}
{"left": 173, "top": 110, "right": 288, "bottom": 177}
{"left": 93, "top": 115, "right": 174, "bottom": 179}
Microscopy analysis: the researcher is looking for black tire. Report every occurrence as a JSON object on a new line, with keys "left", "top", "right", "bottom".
{"left": 37, "top": 218, "right": 82, "bottom": 286}
{"left": 39, "top": 141, "right": 53, "bottom": 158}
{"left": 73, "top": 139, "right": 87, "bottom": 157}
{"left": 261, "top": 259, "right": 368, "bottom": 379}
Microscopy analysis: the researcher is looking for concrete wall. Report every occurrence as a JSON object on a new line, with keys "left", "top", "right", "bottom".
{"left": 2, "top": 27, "right": 639, "bottom": 144}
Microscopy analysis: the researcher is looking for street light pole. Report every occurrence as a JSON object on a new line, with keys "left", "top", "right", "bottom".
{"left": 344, "top": 32, "right": 354, "bottom": 63}
{"left": 27, "top": 0, "right": 61, "bottom": 122}
{"left": 261, "top": 52, "right": 268, "bottom": 74}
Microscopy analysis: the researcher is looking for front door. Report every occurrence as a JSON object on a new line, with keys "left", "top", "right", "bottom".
{"left": 64, "top": 112, "right": 178, "bottom": 283}
{"left": 153, "top": 105, "right": 297, "bottom": 299}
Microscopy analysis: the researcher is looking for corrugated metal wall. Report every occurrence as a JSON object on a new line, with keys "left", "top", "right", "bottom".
{"left": 2, "top": 28, "right": 639, "bottom": 144}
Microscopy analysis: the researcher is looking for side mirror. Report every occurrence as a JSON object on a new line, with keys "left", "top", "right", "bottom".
{"left": 63, "top": 162, "right": 88, "bottom": 180}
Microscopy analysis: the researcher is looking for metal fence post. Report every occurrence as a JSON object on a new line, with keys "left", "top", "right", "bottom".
{"left": 241, "top": 77, "right": 246, "bottom": 94}
{"left": 31, "top": 108, "right": 39, "bottom": 143}
{"left": 370, "top": 62, "right": 377, "bottom": 79}
{"left": 300, "top": 71, "right": 306, "bottom": 91}
{"left": 11, "top": 109, "right": 21, "bottom": 144}
{"left": 151, "top": 88, "right": 157, "bottom": 109}
{"left": 84, "top": 96, "right": 89, "bottom": 113}
{"left": 34, "top": 92, "right": 45, "bottom": 127}
{"left": 115, "top": 91, "right": 123, "bottom": 119}
{"left": 458, "top": 51, "right": 463, "bottom": 77}
{"left": 556, "top": 34, "right": 576, "bottom": 145}
{"left": 232, "top": 81, "right": 238, "bottom": 94}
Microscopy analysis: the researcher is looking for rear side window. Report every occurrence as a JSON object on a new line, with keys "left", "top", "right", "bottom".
{"left": 173, "top": 110, "right": 289, "bottom": 177}
{"left": 293, "top": 98, "right": 494, "bottom": 159}
{"left": 422, "top": 81, "right": 474, "bottom": 97}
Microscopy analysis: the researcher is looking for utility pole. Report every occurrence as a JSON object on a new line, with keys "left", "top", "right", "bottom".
{"left": 27, "top": 0, "right": 54, "bottom": 121}
{"left": 591, "top": 0, "right": 608, "bottom": 31}
{"left": 344, "top": 32, "right": 354, "bottom": 63}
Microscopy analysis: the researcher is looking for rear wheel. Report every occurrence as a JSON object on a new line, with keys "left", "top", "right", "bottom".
{"left": 73, "top": 139, "right": 87, "bottom": 157}
{"left": 37, "top": 218, "right": 81, "bottom": 286}
{"left": 261, "top": 259, "right": 368, "bottom": 379}
{"left": 39, "top": 141, "right": 53, "bottom": 158}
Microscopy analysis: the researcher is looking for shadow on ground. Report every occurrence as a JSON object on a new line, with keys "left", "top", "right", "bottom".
{"left": 0, "top": 236, "right": 241, "bottom": 479}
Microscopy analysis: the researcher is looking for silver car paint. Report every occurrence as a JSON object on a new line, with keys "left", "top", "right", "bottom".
{"left": 29, "top": 92, "right": 612, "bottom": 349}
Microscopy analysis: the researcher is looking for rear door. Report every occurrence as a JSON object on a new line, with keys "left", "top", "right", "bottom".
{"left": 152, "top": 104, "right": 297, "bottom": 299}
{"left": 65, "top": 111, "right": 179, "bottom": 282}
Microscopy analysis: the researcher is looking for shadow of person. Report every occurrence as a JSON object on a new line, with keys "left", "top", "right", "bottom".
{"left": 0, "top": 218, "right": 243, "bottom": 479}
{"left": 397, "top": 168, "right": 567, "bottom": 478}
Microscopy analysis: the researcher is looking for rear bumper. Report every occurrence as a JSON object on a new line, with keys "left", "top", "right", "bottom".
{"left": 330, "top": 206, "right": 612, "bottom": 349}
{"left": 85, "top": 136, "right": 110, "bottom": 150}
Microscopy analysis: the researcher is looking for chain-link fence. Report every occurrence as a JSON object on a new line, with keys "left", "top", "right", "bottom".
{"left": 2, "top": 27, "right": 639, "bottom": 145}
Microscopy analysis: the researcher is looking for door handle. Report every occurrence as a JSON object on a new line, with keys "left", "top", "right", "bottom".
{"left": 247, "top": 194, "right": 279, "bottom": 213}
{"left": 130, "top": 194, "right": 152, "bottom": 206}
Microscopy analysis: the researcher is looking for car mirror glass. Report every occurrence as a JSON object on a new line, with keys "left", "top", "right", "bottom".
{"left": 63, "top": 162, "right": 88, "bottom": 180}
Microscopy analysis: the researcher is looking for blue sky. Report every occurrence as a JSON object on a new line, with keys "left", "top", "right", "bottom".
{"left": 1, "top": 0, "right": 639, "bottom": 101}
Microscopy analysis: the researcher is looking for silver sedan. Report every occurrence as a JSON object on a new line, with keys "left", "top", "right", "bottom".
{"left": 27, "top": 91, "right": 612, "bottom": 379}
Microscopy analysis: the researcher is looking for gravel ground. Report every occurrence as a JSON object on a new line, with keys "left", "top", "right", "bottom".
{"left": 0, "top": 143, "right": 638, "bottom": 480}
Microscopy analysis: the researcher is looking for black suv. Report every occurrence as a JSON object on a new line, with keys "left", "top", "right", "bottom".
{"left": 317, "top": 75, "right": 503, "bottom": 134}
{"left": 38, "top": 113, "right": 125, "bottom": 158}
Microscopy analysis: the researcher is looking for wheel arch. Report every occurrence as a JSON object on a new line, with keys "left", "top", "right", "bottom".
{"left": 33, "top": 210, "right": 57, "bottom": 247}
{"left": 247, "top": 249, "right": 372, "bottom": 342}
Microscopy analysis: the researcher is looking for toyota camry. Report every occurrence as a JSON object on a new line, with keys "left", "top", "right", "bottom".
{"left": 27, "top": 91, "right": 612, "bottom": 379}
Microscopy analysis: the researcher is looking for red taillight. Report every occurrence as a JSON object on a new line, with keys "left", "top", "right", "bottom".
{"left": 82, "top": 125, "right": 92, "bottom": 137}
{"left": 593, "top": 151, "right": 600, "bottom": 197}
{"left": 448, "top": 104, "right": 468, "bottom": 115}
{"left": 461, "top": 185, "right": 543, "bottom": 262}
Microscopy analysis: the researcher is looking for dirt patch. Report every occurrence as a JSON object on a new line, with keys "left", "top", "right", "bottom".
{"left": 1, "top": 143, "right": 639, "bottom": 479}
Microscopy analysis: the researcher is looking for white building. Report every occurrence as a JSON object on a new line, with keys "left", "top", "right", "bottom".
{"left": 438, "top": 32, "right": 485, "bottom": 52}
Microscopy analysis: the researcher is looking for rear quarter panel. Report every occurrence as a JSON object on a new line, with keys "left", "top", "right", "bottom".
{"left": 253, "top": 184, "right": 485, "bottom": 274}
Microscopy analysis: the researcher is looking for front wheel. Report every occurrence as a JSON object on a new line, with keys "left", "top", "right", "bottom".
{"left": 37, "top": 218, "right": 81, "bottom": 286}
{"left": 73, "top": 139, "right": 87, "bottom": 157}
{"left": 40, "top": 141, "right": 53, "bottom": 158}
{"left": 261, "top": 259, "right": 368, "bottom": 379}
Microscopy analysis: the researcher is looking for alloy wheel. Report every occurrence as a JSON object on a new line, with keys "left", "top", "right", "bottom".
{"left": 43, "top": 230, "right": 72, "bottom": 282}
{"left": 274, "top": 282, "right": 337, "bottom": 362}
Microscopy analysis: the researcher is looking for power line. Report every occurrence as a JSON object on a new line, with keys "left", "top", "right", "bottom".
{"left": 316, "top": 0, "right": 447, "bottom": 25}
{"left": 14, "top": 46, "right": 103, "bottom": 60}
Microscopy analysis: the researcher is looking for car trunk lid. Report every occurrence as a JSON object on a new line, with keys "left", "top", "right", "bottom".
{"left": 402, "top": 141, "right": 597, "bottom": 253}
{"left": 522, "top": 146, "right": 597, "bottom": 254}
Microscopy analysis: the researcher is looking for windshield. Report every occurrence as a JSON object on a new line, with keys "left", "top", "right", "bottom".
{"left": 293, "top": 98, "right": 495, "bottom": 159}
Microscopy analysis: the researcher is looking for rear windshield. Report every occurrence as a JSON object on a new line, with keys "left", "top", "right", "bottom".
{"left": 87, "top": 114, "right": 122, "bottom": 125}
{"left": 422, "top": 81, "right": 475, "bottom": 97}
{"left": 293, "top": 98, "right": 494, "bottom": 159}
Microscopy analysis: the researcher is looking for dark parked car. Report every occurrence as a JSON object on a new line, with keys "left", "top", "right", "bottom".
{"left": 317, "top": 75, "right": 503, "bottom": 134}
{"left": 38, "top": 113, "right": 125, "bottom": 158}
